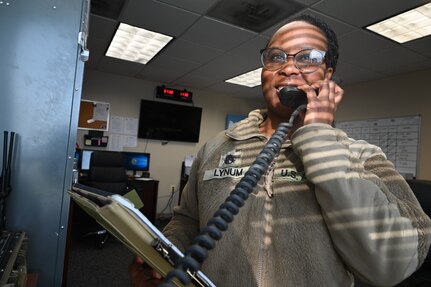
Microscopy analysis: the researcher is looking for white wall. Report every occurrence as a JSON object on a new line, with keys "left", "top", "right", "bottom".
{"left": 339, "top": 68, "right": 431, "bottom": 180}
{"left": 78, "top": 70, "right": 263, "bottom": 214}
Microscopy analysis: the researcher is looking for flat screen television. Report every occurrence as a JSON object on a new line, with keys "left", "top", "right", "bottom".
{"left": 138, "top": 99, "right": 202, "bottom": 143}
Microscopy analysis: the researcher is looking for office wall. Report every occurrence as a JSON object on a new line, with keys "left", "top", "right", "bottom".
{"left": 78, "top": 70, "right": 263, "bottom": 213}
{"left": 339, "top": 68, "right": 431, "bottom": 180}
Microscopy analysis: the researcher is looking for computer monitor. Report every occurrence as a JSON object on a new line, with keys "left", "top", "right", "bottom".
{"left": 122, "top": 152, "right": 150, "bottom": 172}
{"left": 78, "top": 150, "right": 150, "bottom": 175}
{"left": 80, "top": 150, "right": 94, "bottom": 171}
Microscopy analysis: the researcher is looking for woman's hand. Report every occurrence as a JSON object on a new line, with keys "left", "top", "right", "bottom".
{"left": 299, "top": 79, "right": 344, "bottom": 125}
{"left": 129, "top": 256, "right": 163, "bottom": 287}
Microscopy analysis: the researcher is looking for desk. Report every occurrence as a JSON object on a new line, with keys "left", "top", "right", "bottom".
{"left": 129, "top": 179, "right": 159, "bottom": 223}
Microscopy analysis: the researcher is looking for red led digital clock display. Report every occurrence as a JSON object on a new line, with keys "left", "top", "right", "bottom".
{"left": 180, "top": 91, "right": 191, "bottom": 98}
{"left": 163, "top": 88, "right": 174, "bottom": 95}
{"left": 156, "top": 86, "right": 193, "bottom": 102}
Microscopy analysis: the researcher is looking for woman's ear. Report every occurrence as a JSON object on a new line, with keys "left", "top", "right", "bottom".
{"left": 324, "top": 67, "right": 334, "bottom": 80}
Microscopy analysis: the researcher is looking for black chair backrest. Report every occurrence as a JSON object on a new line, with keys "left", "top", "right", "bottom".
{"left": 405, "top": 179, "right": 431, "bottom": 281}
{"left": 406, "top": 179, "right": 431, "bottom": 217}
{"left": 88, "top": 151, "right": 128, "bottom": 195}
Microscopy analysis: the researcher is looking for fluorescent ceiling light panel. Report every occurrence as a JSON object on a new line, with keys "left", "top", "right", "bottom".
{"left": 366, "top": 3, "right": 431, "bottom": 43}
{"left": 225, "top": 68, "right": 262, "bottom": 87}
{"left": 106, "top": 23, "right": 173, "bottom": 64}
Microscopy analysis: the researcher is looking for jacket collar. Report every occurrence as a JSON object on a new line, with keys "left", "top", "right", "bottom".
{"left": 225, "top": 109, "right": 267, "bottom": 141}
{"left": 225, "top": 109, "right": 293, "bottom": 150}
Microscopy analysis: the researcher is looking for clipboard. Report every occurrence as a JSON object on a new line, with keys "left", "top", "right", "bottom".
{"left": 68, "top": 183, "right": 215, "bottom": 287}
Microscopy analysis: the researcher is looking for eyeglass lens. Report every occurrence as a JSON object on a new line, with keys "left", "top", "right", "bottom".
{"left": 261, "top": 48, "right": 325, "bottom": 73}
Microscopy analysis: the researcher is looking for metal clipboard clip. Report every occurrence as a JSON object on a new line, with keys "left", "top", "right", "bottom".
{"left": 151, "top": 238, "right": 216, "bottom": 287}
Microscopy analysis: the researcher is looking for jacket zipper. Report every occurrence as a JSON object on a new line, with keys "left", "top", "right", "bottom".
{"left": 257, "top": 159, "right": 276, "bottom": 286}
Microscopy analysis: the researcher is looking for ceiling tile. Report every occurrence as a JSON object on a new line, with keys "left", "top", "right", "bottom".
{"left": 156, "top": 0, "right": 218, "bottom": 14}
{"left": 338, "top": 30, "right": 395, "bottom": 62}
{"left": 181, "top": 17, "right": 257, "bottom": 51}
{"left": 348, "top": 46, "right": 430, "bottom": 74}
{"left": 312, "top": 0, "right": 428, "bottom": 27}
{"left": 189, "top": 52, "right": 260, "bottom": 81}
{"left": 229, "top": 35, "right": 269, "bottom": 59}
{"left": 161, "top": 39, "right": 223, "bottom": 64}
{"left": 334, "top": 61, "right": 386, "bottom": 85}
{"left": 121, "top": 0, "right": 200, "bottom": 37}
{"left": 405, "top": 36, "right": 431, "bottom": 58}
{"left": 207, "top": 0, "right": 305, "bottom": 33}
{"left": 88, "top": 37, "right": 109, "bottom": 55}
{"left": 294, "top": 0, "right": 322, "bottom": 6}
{"left": 138, "top": 55, "right": 201, "bottom": 82}
{"left": 90, "top": 0, "right": 126, "bottom": 20}
{"left": 85, "top": 52, "right": 103, "bottom": 70}
{"left": 97, "top": 57, "right": 145, "bottom": 76}
{"left": 88, "top": 15, "right": 118, "bottom": 41}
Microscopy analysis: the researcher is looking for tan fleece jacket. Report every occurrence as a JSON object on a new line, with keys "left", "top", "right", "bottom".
{"left": 163, "top": 109, "right": 431, "bottom": 287}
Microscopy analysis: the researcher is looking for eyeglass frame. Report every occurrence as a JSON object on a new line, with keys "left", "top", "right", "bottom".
{"left": 260, "top": 47, "right": 327, "bottom": 73}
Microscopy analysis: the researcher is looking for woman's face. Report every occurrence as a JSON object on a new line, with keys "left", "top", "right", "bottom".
{"left": 261, "top": 21, "right": 333, "bottom": 117}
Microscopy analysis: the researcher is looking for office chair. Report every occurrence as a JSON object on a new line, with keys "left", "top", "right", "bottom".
{"left": 83, "top": 150, "right": 130, "bottom": 248}
{"left": 395, "top": 179, "right": 431, "bottom": 287}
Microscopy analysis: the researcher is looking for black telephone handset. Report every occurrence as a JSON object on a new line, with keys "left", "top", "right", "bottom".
{"left": 278, "top": 86, "right": 307, "bottom": 109}
{"left": 159, "top": 87, "right": 308, "bottom": 287}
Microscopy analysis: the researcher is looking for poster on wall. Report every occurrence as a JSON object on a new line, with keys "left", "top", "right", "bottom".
{"left": 336, "top": 115, "right": 421, "bottom": 179}
{"left": 108, "top": 116, "right": 139, "bottom": 151}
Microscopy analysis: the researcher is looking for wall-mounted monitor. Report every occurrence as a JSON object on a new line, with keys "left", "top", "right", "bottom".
{"left": 138, "top": 99, "right": 202, "bottom": 143}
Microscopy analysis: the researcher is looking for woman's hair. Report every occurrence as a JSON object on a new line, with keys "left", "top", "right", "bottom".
{"left": 291, "top": 14, "right": 339, "bottom": 72}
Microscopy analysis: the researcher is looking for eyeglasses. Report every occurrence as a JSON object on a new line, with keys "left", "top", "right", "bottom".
{"left": 260, "top": 48, "right": 326, "bottom": 73}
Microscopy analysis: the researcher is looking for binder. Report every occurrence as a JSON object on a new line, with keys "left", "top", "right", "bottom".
{"left": 69, "top": 183, "right": 215, "bottom": 287}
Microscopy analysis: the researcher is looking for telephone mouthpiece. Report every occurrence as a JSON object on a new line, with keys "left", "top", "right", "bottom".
{"left": 278, "top": 86, "right": 307, "bottom": 109}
